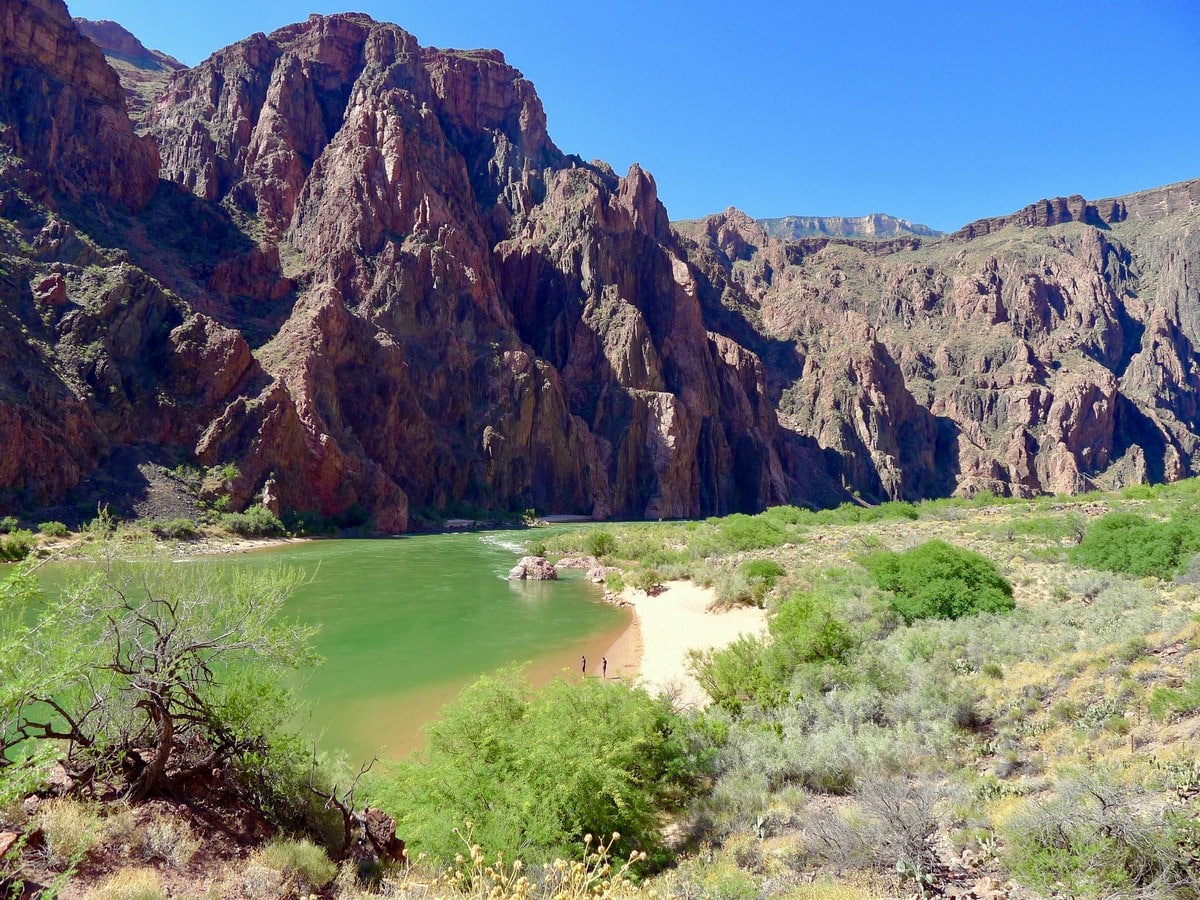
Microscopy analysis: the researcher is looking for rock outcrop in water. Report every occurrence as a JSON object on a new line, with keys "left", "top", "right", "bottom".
{"left": 0, "top": 3, "right": 1198, "bottom": 526}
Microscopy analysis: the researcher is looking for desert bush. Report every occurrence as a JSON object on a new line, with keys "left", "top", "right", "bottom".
{"left": 691, "top": 765, "right": 770, "bottom": 839}
{"left": 220, "top": 505, "right": 285, "bottom": 538}
{"left": 250, "top": 838, "right": 337, "bottom": 892}
{"left": 83, "top": 867, "right": 165, "bottom": 900}
{"left": 741, "top": 559, "right": 786, "bottom": 605}
{"left": 710, "top": 568, "right": 755, "bottom": 607}
{"left": 692, "top": 591, "right": 855, "bottom": 713}
{"left": 135, "top": 815, "right": 200, "bottom": 869}
{"left": 38, "top": 520, "right": 68, "bottom": 538}
{"left": 1071, "top": 511, "right": 1200, "bottom": 579}
{"left": 627, "top": 567, "right": 662, "bottom": 593}
{"left": 373, "top": 670, "right": 700, "bottom": 867}
{"left": 812, "top": 500, "right": 921, "bottom": 526}
{"left": 0, "top": 545, "right": 316, "bottom": 804}
{"left": 0, "top": 529, "right": 35, "bottom": 561}
{"left": 1002, "top": 770, "right": 1200, "bottom": 896}
{"left": 863, "top": 540, "right": 1014, "bottom": 623}
{"left": 704, "top": 513, "right": 789, "bottom": 552}
{"left": 797, "top": 776, "right": 942, "bottom": 890}
{"left": 603, "top": 570, "right": 626, "bottom": 594}
{"left": 585, "top": 530, "right": 617, "bottom": 558}
{"left": 0, "top": 515, "right": 18, "bottom": 533}
{"left": 742, "top": 558, "right": 786, "bottom": 587}
{"left": 147, "top": 518, "right": 199, "bottom": 540}
{"left": 690, "top": 634, "right": 782, "bottom": 714}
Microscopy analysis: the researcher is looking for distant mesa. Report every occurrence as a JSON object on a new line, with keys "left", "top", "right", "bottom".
{"left": 675, "top": 211, "right": 942, "bottom": 241}
{"left": 756, "top": 212, "right": 943, "bottom": 241}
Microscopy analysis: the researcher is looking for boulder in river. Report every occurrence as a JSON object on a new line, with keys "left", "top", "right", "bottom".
{"left": 508, "top": 556, "right": 558, "bottom": 580}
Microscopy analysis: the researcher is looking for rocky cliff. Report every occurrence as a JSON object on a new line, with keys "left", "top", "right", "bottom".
{"left": 73, "top": 17, "right": 184, "bottom": 126}
{"left": 0, "top": 4, "right": 808, "bottom": 527}
{"left": 0, "top": 3, "right": 1197, "bottom": 527}
{"left": 678, "top": 182, "right": 1200, "bottom": 500}
{"left": 756, "top": 212, "right": 942, "bottom": 241}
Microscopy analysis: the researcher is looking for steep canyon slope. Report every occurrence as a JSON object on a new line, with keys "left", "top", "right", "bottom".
{"left": 678, "top": 181, "right": 1200, "bottom": 500}
{"left": 0, "top": 1, "right": 817, "bottom": 527}
{"left": 0, "top": 0, "right": 1197, "bottom": 527}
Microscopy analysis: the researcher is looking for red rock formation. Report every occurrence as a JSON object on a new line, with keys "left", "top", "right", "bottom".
{"left": 1, "top": 4, "right": 1198, "bottom": 525}
{"left": 0, "top": 0, "right": 158, "bottom": 209}
{"left": 681, "top": 181, "right": 1200, "bottom": 500}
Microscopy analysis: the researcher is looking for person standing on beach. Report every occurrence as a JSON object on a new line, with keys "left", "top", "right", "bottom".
{"left": 581, "top": 655, "right": 586, "bottom": 675}
{"left": 602, "top": 657, "right": 608, "bottom": 679}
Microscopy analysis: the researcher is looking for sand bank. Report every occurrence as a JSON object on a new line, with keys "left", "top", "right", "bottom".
{"left": 605, "top": 580, "right": 767, "bottom": 708}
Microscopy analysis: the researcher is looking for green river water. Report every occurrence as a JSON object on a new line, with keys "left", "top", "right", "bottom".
{"left": 32, "top": 530, "right": 629, "bottom": 761}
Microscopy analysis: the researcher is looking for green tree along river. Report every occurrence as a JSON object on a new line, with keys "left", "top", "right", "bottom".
{"left": 31, "top": 530, "right": 628, "bottom": 761}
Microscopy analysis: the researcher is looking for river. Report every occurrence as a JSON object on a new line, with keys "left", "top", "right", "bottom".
{"left": 32, "top": 530, "right": 629, "bottom": 762}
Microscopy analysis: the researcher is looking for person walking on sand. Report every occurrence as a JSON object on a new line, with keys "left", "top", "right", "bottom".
{"left": 581, "top": 655, "right": 586, "bottom": 675}
{"left": 602, "top": 657, "right": 608, "bottom": 679}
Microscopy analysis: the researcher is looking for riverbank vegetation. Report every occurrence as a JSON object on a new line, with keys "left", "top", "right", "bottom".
{"left": 3, "top": 478, "right": 1200, "bottom": 896}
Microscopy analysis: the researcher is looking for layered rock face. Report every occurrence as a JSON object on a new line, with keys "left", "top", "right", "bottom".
{"left": 757, "top": 212, "right": 942, "bottom": 241}
{"left": 0, "top": 4, "right": 1197, "bottom": 525}
{"left": 678, "top": 181, "right": 1200, "bottom": 500}
{"left": 0, "top": 8, "right": 797, "bottom": 526}
{"left": 0, "top": 0, "right": 158, "bottom": 208}
{"left": 73, "top": 17, "right": 184, "bottom": 126}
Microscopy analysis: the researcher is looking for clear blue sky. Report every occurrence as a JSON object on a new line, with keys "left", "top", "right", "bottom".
{"left": 66, "top": 0, "right": 1200, "bottom": 231}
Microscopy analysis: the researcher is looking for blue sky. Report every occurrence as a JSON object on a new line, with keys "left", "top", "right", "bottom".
{"left": 67, "top": 0, "right": 1200, "bottom": 231}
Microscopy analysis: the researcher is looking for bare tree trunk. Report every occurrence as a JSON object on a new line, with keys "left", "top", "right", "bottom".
{"left": 130, "top": 703, "right": 173, "bottom": 801}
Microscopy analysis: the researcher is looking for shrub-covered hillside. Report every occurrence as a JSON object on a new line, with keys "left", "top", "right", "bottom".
{"left": 4, "top": 480, "right": 1200, "bottom": 897}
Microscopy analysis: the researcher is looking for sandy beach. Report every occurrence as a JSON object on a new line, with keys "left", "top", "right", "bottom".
{"left": 605, "top": 580, "right": 768, "bottom": 708}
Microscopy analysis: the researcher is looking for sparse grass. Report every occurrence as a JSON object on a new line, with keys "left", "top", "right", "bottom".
{"left": 134, "top": 814, "right": 200, "bottom": 869}
{"left": 248, "top": 838, "right": 337, "bottom": 893}
{"left": 83, "top": 867, "right": 165, "bottom": 900}
{"left": 37, "top": 799, "right": 101, "bottom": 870}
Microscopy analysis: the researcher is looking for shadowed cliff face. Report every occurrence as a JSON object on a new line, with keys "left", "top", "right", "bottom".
{"left": 0, "top": 5, "right": 1197, "bottom": 525}
{"left": 0, "top": 0, "right": 158, "bottom": 209}
{"left": 677, "top": 183, "right": 1200, "bottom": 500}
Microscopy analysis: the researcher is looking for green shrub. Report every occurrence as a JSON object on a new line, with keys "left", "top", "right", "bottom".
{"left": 251, "top": 838, "right": 336, "bottom": 890}
{"left": 771, "top": 593, "right": 856, "bottom": 666}
{"left": 705, "top": 513, "right": 789, "bottom": 552}
{"left": 742, "top": 559, "right": 786, "bottom": 590}
{"left": 1070, "top": 511, "right": 1200, "bottom": 579}
{"left": 0, "top": 515, "right": 18, "bottom": 534}
{"left": 1003, "top": 771, "right": 1200, "bottom": 896}
{"left": 1148, "top": 674, "right": 1200, "bottom": 722}
{"left": 692, "top": 591, "right": 855, "bottom": 713}
{"left": 0, "top": 529, "right": 36, "bottom": 561}
{"left": 373, "top": 670, "right": 700, "bottom": 867}
{"left": 863, "top": 540, "right": 1014, "bottom": 623}
{"left": 38, "top": 521, "right": 68, "bottom": 538}
{"left": 220, "top": 505, "right": 285, "bottom": 538}
{"left": 604, "top": 571, "right": 626, "bottom": 594}
{"left": 628, "top": 567, "right": 662, "bottom": 593}
{"left": 148, "top": 518, "right": 199, "bottom": 540}
{"left": 585, "top": 530, "right": 617, "bottom": 558}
